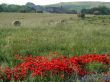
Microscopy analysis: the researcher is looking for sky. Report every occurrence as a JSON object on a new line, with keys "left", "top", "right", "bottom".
{"left": 0, "top": 0, "right": 110, "bottom": 5}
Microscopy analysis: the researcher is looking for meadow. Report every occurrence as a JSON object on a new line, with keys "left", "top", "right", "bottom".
{"left": 0, "top": 13, "right": 110, "bottom": 81}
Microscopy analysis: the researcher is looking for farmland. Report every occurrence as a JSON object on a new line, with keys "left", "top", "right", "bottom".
{"left": 0, "top": 13, "right": 110, "bottom": 81}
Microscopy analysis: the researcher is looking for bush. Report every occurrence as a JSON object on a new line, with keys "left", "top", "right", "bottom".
{"left": 37, "top": 11, "right": 43, "bottom": 13}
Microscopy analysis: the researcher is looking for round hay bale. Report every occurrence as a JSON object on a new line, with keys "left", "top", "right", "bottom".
{"left": 60, "top": 19, "right": 65, "bottom": 23}
{"left": 77, "top": 13, "right": 85, "bottom": 18}
{"left": 93, "top": 11, "right": 101, "bottom": 15}
{"left": 13, "top": 20, "right": 21, "bottom": 26}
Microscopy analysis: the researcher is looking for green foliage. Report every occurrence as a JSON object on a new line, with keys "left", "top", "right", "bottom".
{"left": 0, "top": 5, "right": 3, "bottom": 12}
{"left": 7, "top": 5, "right": 21, "bottom": 12}
{"left": 0, "top": 3, "right": 36, "bottom": 13}
{"left": 19, "top": 6, "right": 36, "bottom": 13}
{"left": 37, "top": 11, "right": 43, "bottom": 13}
{"left": 46, "top": 2, "right": 110, "bottom": 11}
{"left": 0, "top": 3, "right": 8, "bottom": 12}
{"left": 85, "top": 62, "right": 109, "bottom": 73}
{"left": 81, "top": 6, "right": 110, "bottom": 15}
{"left": 1, "top": 2, "right": 110, "bottom": 14}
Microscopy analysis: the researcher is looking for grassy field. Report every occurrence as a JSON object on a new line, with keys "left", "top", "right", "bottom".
{"left": 0, "top": 13, "right": 110, "bottom": 67}
{"left": 0, "top": 13, "right": 110, "bottom": 82}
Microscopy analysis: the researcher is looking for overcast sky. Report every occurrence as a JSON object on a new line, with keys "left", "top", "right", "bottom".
{"left": 0, "top": 0, "right": 110, "bottom": 5}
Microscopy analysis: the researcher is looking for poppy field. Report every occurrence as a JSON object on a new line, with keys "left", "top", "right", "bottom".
{"left": 0, "top": 53, "right": 110, "bottom": 82}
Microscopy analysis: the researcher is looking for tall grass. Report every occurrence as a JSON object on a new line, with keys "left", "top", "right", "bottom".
{"left": 0, "top": 13, "right": 110, "bottom": 67}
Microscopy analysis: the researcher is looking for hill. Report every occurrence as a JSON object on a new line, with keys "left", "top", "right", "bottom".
{"left": 45, "top": 1, "right": 110, "bottom": 11}
{"left": 1, "top": 1, "right": 110, "bottom": 13}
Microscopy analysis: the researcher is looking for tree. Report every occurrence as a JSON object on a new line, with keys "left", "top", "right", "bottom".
{"left": 0, "top": 5, "right": 3, "bottom": 12}
{"left": 81, "top": 6, "right": 110, "bottom": 15}
{"left": 0, "top": 3, "right": 8, "bottom": 12}
{"left": 7, "top": 5, "right": 21, "bottom": 12}
{"left": 19, "top": 6, "right": 36, "bottom": 13}
{"left": 98, "top": 6, "right": 110, "bottom": 15}
{"left": 36, "top": 11, "right": 43, "bottom": 13}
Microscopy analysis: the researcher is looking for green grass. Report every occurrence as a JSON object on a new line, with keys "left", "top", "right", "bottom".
{"left": 0, "top": 13, "right": 110, "bottom": 66}
{"left": 0, "top": 13, "right": 110, "bottom": 82}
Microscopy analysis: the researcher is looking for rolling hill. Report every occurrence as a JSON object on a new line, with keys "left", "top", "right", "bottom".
{"left": 45, "top": 1, "right": 110, "bottom": 11}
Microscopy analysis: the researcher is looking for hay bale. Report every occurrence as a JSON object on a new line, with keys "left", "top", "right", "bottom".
{"left": 93, "top": 11, "right": 101, "bottom": 15}
{"left": 12, "top": 20, "right": 21, "bottom": 26}
{"left": 77, "top": 13, "right": 85, "bottom": 18}
{"left": 60, "top": 19, "right": 65, "bottom": 23}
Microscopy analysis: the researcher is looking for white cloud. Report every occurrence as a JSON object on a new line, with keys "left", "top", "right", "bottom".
{"left": 0, "top": 0, "right": 110, "bottom": 5}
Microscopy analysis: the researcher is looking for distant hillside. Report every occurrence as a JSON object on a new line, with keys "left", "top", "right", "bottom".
{"left": 1, "top": 1, "right": 110, "bottom": 14}
{"left": 45, "top": 1, "right": 110, "bottom": 11}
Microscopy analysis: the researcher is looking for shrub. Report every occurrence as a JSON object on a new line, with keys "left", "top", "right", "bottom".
{"left": 36, "top": 11, "right": 43, "bottom": 13}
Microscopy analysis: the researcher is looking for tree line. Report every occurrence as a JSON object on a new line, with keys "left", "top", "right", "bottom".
{"left": 81, "top": 6, "right": 110, "bottom": 15}
{"left": 0, "top": 3, "right": 78, "bottom": 14}
{"left": 0, "top": 3, "right": 110, "bottom": 15}
{"left": 0, "top": 3, "right": 36, "bottom": 13}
